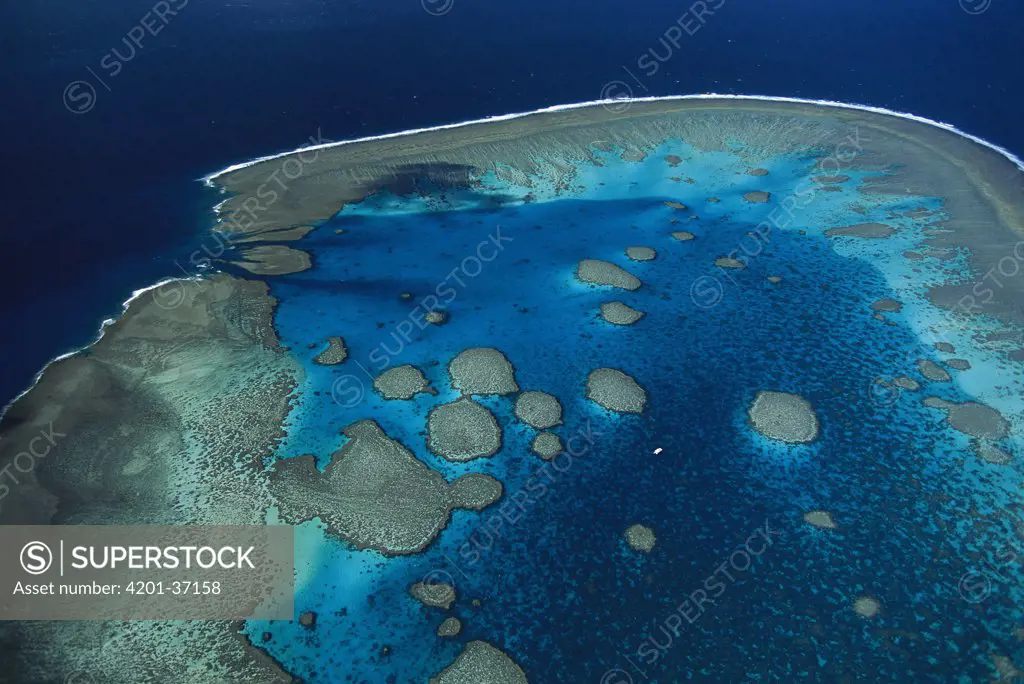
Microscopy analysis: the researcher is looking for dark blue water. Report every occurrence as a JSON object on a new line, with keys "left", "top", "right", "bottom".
{"left": 1, "top": 0, "right": 1022, "bottom": 406}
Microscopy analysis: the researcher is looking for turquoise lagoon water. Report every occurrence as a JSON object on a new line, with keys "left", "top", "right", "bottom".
{"left": 242, "top": 140, "right": 1024, "bottom": 682}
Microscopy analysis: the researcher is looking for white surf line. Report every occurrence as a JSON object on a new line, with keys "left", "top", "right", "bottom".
{"left": 0, "top": 277, "right": 201, "bottom": 421}
{"left": 200, "top": 93, "right": 1024, "bottom": 188}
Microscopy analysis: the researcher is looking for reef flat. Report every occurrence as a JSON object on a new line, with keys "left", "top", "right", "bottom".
{"left": 825, "top": 222, "right": 896, "bottom": 239}
{"left": 207, "top": 94, "right": 1024, "bottom": 317}
{"left": 269, "top": 419, "right": 502, "bottom": 552}
{"left": 587, "top": 368, "right": 647, "bottom": 414}
{"left": 576, "top": 259, "right": 642, "bottom": 290}
{"left": 514, "top": 391, "right": 563, "bottom": 429}
{"left": 373, "top": 364, "right": 433, "bottom": 399}
{"left": 410, "top": 580, "right": 457, "bottom": 610}
{"left": 0, "top": 275, "right": 300, "bottom": 682}
{"left": 600, "top": 301, "right": 645, "bottom": 325}
{"left": 748, "top": 391, "right": 820, "bottom": 444}
{"left": 437, "top": 617, "right": 462, "bottom": 637}
{"left": 448, "top": 347, "right": 519, "bottom": 395}
{"left": 530, "top": 431, "right": 563, "bottom": 459}
{"left": 430, "top": 641, "right": 528, "bottom": 684}
{"left": 314, "top": 336, "right": 348, "bottom": 365}
{"left": 232, "top": 244, "right": 313, "bottom": 275}
{"left": 625, "top": 524, "right": 657, "bottom": 553}
{"left": 427, "top": 398, "right": 503, "bottom": 462}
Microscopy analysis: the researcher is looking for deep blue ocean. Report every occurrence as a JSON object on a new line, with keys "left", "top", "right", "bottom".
{"left": 1, "top": 0, "right": 1022, "bottom": 406}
